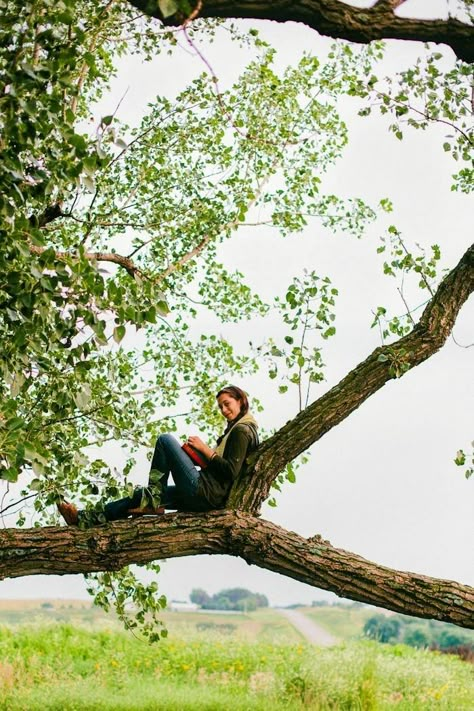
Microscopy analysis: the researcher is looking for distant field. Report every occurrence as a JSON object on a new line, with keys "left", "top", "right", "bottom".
{"left": 0, "top": 599, "right": 90, "bottom": 610}
{"left": 299, "top": 604, "right": 375, "bottom": 640}
{"left": 0, "top": 599, "right": 303, "bottom": 644}
{"left": 0, "top": 598, "right": 106, "bottom": 628}
{"left": 1, "top": 623, "right": 472, "bottom": 710}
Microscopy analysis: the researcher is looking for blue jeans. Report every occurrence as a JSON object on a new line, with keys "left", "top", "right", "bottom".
{"left": 101, "top": 434, "right": 211, "bottom": 521}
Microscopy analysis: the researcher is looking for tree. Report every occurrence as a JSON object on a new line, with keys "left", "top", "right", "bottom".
{"left": 0, "top": 1, "right": 473, "bottom": 640}
{"left": 190, "top": 588, "right": 211, "bottom": 607}
{"left": 403, "top": 626, "right": 429, "bottom": 648}
{"left": 364, "top": 614, "right": 401, "bottom": 643}
{"left": 195, "top": 588, "right": 269, "bottom": 611}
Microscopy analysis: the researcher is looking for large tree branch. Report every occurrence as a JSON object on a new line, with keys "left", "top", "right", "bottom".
{"left": 1, "top": 511, "right": 472, "bottom": 627}
{"left": 228, "top": 243, "right": 474, "bottom": 512}
{"left": 128, "top": 0, "right": 474, "bottom": 63}
{"left": 29, "top": 244, "right": 145, "bottom": 279}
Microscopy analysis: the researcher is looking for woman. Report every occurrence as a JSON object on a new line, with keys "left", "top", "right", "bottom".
{"left": 58, "top": 385, "right": 259, "bottom": 525}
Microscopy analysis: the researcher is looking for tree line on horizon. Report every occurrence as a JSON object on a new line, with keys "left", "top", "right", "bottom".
{"left": 190, "top": 587, "right": 269, "bottom": 612}
{"left": 364, "top": 613, "right": 474, "bottom": 662}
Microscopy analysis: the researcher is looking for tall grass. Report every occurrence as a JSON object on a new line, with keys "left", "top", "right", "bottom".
{"left": 0, "top": 624, "right": 472, "bottom": 709}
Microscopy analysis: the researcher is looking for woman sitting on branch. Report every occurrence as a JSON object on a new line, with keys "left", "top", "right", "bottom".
{"left": 58, "top": 385, "right": 259, "bottom": 526}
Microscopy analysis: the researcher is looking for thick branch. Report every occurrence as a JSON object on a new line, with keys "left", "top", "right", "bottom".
{"left": 128, "top": 0, "right": 474, "bottom": 63}
{"left": 32, "top": 202, "right": 64, "bottom": 228}
{"left": 157, "top": 234, "right": 211, "bottom": 282}
{"left": 30, "top": 206, "right": 145, "bottom": 277}
{"left": 228, "top": 243, "right": 474, "bottom": 511}
{"left": 29, "top": 244, "right": 144, "bottom": 278}
{"left": 0, "top": 511, "right": 472, "bottom": 628}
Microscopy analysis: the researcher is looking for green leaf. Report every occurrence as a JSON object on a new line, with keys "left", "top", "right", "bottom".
{"left": 113, "top": 325, "right": 126, "bottom": 343}
{"left": 82, "top": 175, "right": 95, "bottom": 192}
{"left": 454, "top": 450, "right": 465, "bottom": 467}
{"left": 156, "top": 300, "right": 170, "bottom": 316}
{"left": 286, "top": 465, "right": 296, "bottom": 483}
{"left": 145, "top": 306, "right": 157, "bottom": 324}
{"left": 32, "top": 460, "right": 45, "bottom": 476}
{"left": 1, "top": 468, "right": 18, "bottom": 483}
{"left": 158, "top": 0, "right": 179, "bottom": 18}
{"left": 322, "top": 326, "right": 336, "bottom": 339}
{"left": 7, "top": 417, "right": 24, "bottom": 431}
{"left": 74, "top": 384, "right": 92, "bottom": 411}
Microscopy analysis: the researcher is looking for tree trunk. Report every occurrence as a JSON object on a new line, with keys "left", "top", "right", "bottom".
{"left": 1, "top": 511, "right": 473, "bottom": 628}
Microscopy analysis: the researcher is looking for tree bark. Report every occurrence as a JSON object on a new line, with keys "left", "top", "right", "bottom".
{"left": 128, "top": 0, "right": 474, "bottom": 63}
{"left": 228, "top": 243, "right": 474, "bottom": 512}
{"left": 1, "top": 510, "right": 472, "bottom": 628}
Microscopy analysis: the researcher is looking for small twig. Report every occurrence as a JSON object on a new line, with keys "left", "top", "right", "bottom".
{"left": 451, "top": 333, "right": 474, "bottom": 349}
{"left": 298, "top": 307, "right": 310, "bottom": 413}
{"left": 0, "top": 493, "right": 38, "bottom": 517}
{"left": 397, "top": 234, "right": 435, "bottom": 296}
{"left": 397, "top": 285, "right": 416, "bottom": 327}
{"left": 375, "top": 90, "right": 473, "bottom": 146}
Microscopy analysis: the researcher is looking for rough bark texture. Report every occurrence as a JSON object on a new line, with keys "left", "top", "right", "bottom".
{"left": 1, "top": 510, "right": 472, "bottom": 627}
{"left": 228, "top": 243, "right": 474, "bottom": 512}
{"left": 128, "top": 0, "right": 474, "bottom": 63}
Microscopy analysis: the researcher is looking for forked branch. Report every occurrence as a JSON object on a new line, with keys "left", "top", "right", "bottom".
{"left": 228, "top": 243, "right": 474, "bottom": 512}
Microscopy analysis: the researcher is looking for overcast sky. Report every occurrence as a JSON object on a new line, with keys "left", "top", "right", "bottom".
{"left": 1, "top": 1, "right": 472, "bottom": 606}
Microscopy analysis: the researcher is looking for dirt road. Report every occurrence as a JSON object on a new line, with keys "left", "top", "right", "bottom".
{"left": 279, "top": 608, "right": 337, "bottom": 647}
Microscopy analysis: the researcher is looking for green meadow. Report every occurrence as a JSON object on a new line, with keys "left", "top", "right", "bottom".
{"left": 0, "top": 601, "right": 472, "bottom": 710}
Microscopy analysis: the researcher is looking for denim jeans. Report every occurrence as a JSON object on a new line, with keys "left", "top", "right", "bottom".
{"left": 98, "top": 434, "right": 211, "bottom": 522}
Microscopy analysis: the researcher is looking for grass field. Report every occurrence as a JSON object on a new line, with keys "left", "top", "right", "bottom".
{"left": 299, "top": 604, "right": 376, "bottom": 640}
{"left": 0, "top": 600, "right": 303, "bottom": 644}
{"left": 0, "top": 607, "right": 473, "bottom": 710}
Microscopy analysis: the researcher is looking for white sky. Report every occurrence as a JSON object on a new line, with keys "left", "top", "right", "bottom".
{"left": 1, "top": 2, "right": 472, "bottom": 606}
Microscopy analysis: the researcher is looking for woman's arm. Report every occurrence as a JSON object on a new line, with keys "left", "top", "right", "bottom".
{"left": 186, "top": 436, "right": 215, "bottom": 461}
{"left": 205, "top": 427, "right": 251, "bottom": 483}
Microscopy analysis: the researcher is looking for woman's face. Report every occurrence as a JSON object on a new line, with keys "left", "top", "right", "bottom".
{"left": 217, "top": 393, "right": 241, "bottom": 422}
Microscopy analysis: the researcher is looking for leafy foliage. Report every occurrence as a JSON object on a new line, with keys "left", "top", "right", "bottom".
{"left": 364, "top": 612, "right": 474, "bottom": 657}
{"left": 356, "top": 49, "right": 473, "bottom": 193}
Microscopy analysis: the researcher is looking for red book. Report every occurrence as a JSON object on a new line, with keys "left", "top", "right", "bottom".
{"left": 181, "top": 442, "right": 208, "bottom": 469}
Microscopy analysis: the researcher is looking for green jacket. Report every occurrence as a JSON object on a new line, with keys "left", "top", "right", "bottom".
{"left": 197, "top": 420, "right": 259, "bottom": 507}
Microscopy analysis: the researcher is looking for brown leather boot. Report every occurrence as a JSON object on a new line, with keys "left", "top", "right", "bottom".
{"left": 57, "top": 500, "right": 79, "bottom": 526}
{"left": 127, "top": 506, "right": 165, "bottom": 517}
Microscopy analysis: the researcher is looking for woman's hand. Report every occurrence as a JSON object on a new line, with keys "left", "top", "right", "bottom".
{"left": 187, "top": 436, "right": 215, "bottom": 460}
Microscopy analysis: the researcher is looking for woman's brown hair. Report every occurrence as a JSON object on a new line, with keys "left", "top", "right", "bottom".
{"left": 216, "top": 385, "right": 249, "bottom": 416}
